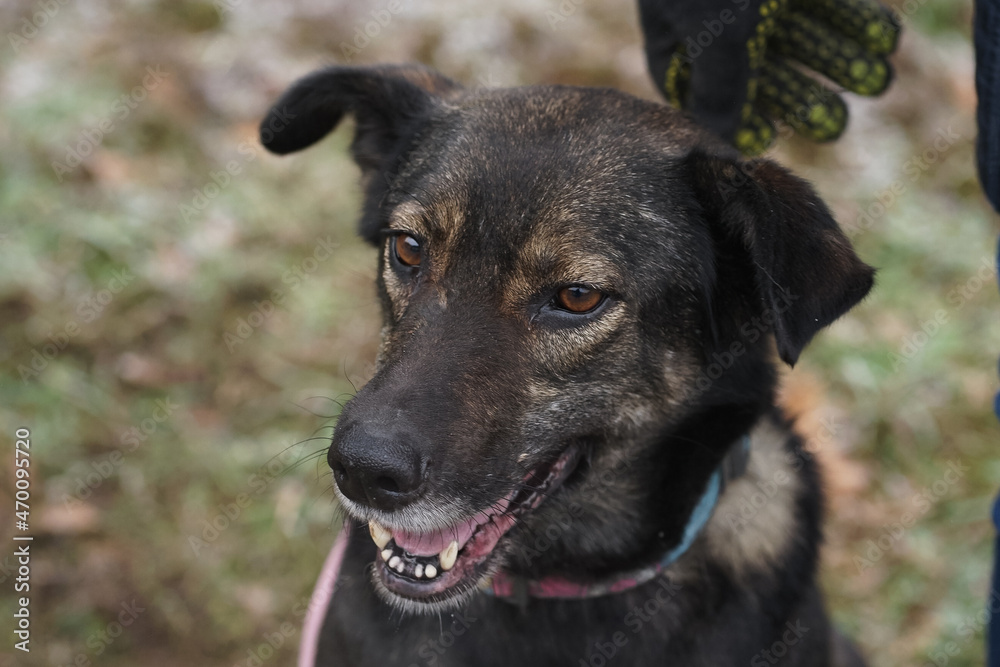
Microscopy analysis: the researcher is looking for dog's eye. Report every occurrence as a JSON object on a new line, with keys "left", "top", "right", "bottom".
{"left": 554, "top": 285, "right": 604, "bottom": 313}
{"left": 392, "top": 234, "right": 422, "bottom": 267}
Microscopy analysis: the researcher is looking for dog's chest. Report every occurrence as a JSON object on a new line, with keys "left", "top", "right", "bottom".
{"left": 313, "top": 531, "right": 744, "bottom": 667}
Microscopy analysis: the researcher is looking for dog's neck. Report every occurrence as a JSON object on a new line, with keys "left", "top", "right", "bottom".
{"left": 484, "top": 428, "right": 753, "bottom": 601}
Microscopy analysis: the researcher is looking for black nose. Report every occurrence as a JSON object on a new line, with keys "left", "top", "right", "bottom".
{"left": 328, "top": 427, "right": 426, "bottom": 511}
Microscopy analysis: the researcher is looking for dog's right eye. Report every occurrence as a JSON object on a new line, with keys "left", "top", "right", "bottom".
{"left": 392, "top": 234, "right": 422, "bottom": 268}
{"left": 554, "top": 285, "right": 604, "bottom": 314}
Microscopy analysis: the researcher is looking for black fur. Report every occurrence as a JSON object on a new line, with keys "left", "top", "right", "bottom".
{"left": 261, "top": 64, "right": 873, "bottom": 667}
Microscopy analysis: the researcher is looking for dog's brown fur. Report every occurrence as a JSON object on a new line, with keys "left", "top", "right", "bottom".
{"left": 261, "top": 64, "right": 872, "bottom": 667}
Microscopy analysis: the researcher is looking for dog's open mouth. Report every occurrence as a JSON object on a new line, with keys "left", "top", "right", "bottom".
{"left": 367, "top": 445, "right": 581, "bottom": 602}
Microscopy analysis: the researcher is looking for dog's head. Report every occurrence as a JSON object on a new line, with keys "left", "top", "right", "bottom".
{"left": 261, "top": 64, "right": 873, "bottom": 612}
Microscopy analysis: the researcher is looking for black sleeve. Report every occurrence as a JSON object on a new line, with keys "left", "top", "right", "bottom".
{"left": 975, "top": 0, "right": 1000, "bottom": 212}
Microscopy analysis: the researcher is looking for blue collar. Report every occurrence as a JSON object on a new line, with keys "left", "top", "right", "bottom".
{"left": 657, "top": 433, "right": 750, "bottom": 570}
{"left": 487, "top": 434, "right": 752, "bottom": 600}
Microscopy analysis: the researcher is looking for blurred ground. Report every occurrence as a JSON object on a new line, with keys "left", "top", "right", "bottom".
{"left": 0, "top": 0, "right": 997, "bottom": 665}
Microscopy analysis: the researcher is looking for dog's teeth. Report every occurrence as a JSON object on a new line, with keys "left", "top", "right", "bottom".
{"left": 381, "top": 548, "right": 392, "bottom": 562}
{"left": 388, "top": 555, "right": 401, "bottom": 569}
{"left": 394, "top": 560, "right": 405, "bottom": 574}
{"left": 369, "top": 521, "right": 392, "bottom": 549}
{"left": 424, "top": 564, "right": 437, "bottom": 579}
{"left": 439, "top": 540, "right": 459, "bottom": 572}
{"left": 414, "top": 564, "right": 424, "bottom": 578}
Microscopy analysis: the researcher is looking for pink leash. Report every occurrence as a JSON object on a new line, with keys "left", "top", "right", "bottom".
{"left": 299, "top": 523, "right": 350, "bottom": 667}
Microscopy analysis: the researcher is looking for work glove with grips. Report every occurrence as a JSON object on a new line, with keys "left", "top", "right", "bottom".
{"left": 639, "top": 0, "right": 900, "bottom": 155}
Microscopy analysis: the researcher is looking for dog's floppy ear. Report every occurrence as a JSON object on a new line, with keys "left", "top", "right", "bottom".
{"left": 687, "top": 148, "right": 874, "bottom": 366}
{"left": 260, "top": 64, "right": 462, "bottom": 243}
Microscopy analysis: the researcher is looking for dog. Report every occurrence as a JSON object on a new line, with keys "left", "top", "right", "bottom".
{"left": 260, "top": 64, "right": 874, "bottom": 667}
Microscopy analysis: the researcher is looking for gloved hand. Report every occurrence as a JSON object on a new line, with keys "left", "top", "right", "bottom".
{"left": 639, "top": 0, "right": 900, "bottom": 155}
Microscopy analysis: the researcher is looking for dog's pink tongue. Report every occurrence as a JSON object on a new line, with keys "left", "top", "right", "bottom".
{"left": 392, "top": 497, "right": 513, "bottom": 557}
{"left": 393, "top": 519, "right": 479, "bottom": 556}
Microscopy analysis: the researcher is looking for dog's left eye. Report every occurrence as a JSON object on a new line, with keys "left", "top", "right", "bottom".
{"left": 553, "top": 285, "right": 604, "bottom": 313}
{"left": 392, "top": 233, "right": 422, "bottom": 268}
